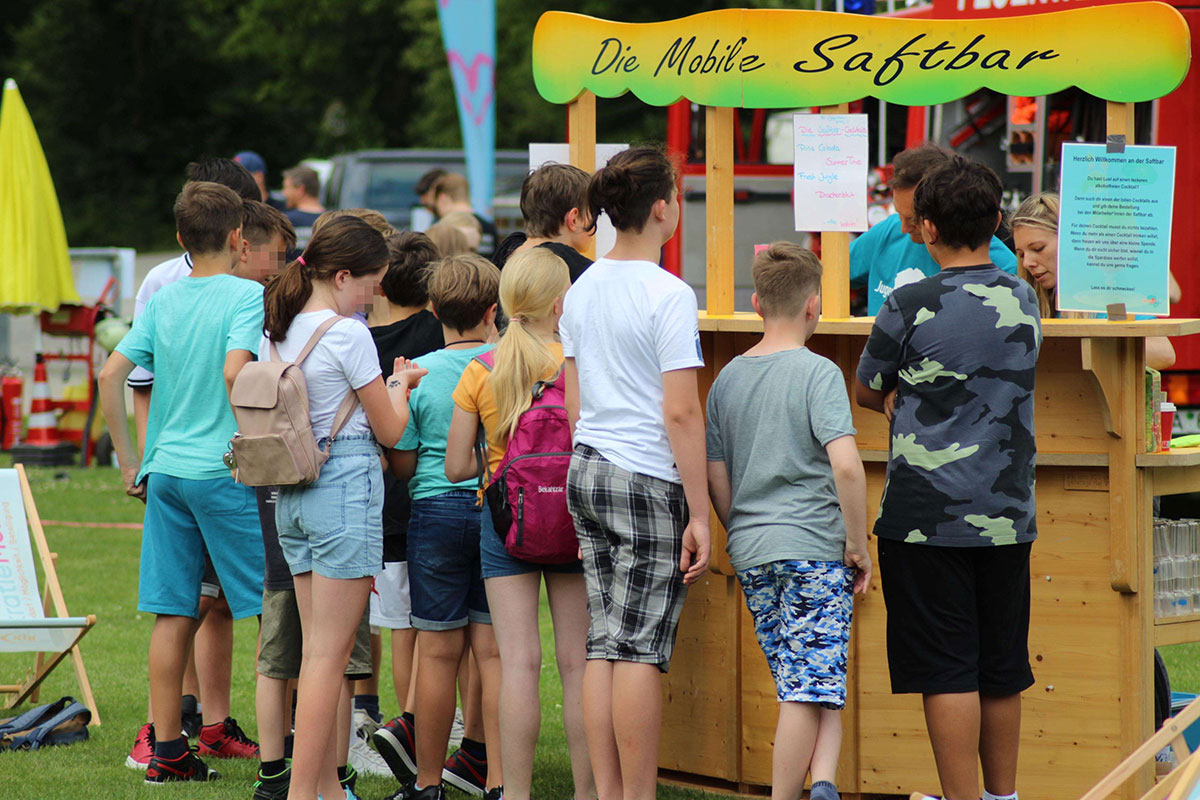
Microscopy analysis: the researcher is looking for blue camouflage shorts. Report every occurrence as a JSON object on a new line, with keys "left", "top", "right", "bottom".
{"left": 737, "top": 559, "right": 853, "bottom": 709}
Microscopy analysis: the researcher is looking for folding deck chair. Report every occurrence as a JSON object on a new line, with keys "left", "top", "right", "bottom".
{"left": 0, "top": 464, "right": 98, "bottom": 724}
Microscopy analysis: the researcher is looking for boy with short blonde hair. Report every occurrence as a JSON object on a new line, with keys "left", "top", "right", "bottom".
{"left": 386, "top": 254, "right": 503, "bottom": 800}
{"left": 707, "top": 241, "right": 871, "bottom": 800}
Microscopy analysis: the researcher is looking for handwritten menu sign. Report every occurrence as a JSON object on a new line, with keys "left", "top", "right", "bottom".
{"left": 793, "top": 114, "right": 869, "bottom": 232}
{"left": 1057, "top": 142, "right": 1175, "bottom": 316}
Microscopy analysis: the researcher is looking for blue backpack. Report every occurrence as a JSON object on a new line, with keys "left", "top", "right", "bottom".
{"left": 0, "top": 696, "right": 92, "bottom": 750}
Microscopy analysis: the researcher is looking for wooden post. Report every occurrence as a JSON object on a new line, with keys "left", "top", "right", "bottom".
{"left": 568, "top": 91, "right": 598, "bottom": 259}
{"left": 1104, "top": 99, "right": 1151, "bottom": 800}
{"left": 818, "top": 104, "right": 851, "bottom": 318}
{"left": 705, "top": 106, "right": 735, "bottom": 316}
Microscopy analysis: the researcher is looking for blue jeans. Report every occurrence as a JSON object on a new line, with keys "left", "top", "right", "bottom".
{"left": 276, "top": 435, "right": 383, "bottom": 580}
{"left": 407, "top": 490, "right": 490, "bottom": 630}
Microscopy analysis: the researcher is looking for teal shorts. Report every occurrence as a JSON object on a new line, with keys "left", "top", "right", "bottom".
{"left": 138, "top": 473, "right": 265, "bottom": 619}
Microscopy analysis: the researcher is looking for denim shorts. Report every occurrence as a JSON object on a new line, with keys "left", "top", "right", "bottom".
{"left": 276, "top": 436, "right": 383, "bottom": 580}
{"left": 139, "top": 473, "right": 264, "bottom": 620}
{"left": 407, "top": 490, "right": 490, "bottom": 630}
{"left": 480, "top": 495, "right": 584, "bottom": 579}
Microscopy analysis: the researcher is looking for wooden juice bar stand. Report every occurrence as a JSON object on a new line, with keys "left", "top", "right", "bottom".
{"left": 532, "top": 6, "right": 1196, "bottom": 799}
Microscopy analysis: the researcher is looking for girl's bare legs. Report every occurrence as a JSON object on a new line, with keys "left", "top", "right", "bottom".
{"left": 469, "top": 622, "right": 504, "bottom": 790}
{"left": 546, "top": 572, "right": 596, "bottom": 800}
{"left": 484, "top": 572, "right": 543, "bottom": 800}
{"left": 287, "top": 572, "right": 372, "bottom": 800}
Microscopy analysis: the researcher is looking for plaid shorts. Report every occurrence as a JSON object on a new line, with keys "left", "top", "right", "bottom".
{"left": 738, "top": 560, "right": 853, "bottom": 708}
{"left": 566, "top": 445, "right": 689, "bottom": 672}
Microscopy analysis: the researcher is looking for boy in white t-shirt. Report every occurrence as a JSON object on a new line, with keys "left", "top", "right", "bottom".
{"left": 560, "top": 147, "right": 710, "bottom": 800}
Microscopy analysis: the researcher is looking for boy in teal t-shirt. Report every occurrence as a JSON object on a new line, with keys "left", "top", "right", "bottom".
{"left": 384, "top": 254, "right": 502, "bottom": 800}
{"left": 99, "top": 181, "right": 266, "bottom": 785}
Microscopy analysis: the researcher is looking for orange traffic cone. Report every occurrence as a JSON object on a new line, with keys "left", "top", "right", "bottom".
{"left": 11, "top": 354, "right": 77, "bottom": 466}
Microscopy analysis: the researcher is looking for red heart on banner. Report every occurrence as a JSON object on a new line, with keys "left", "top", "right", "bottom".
{"left": 447, "top": 51, "right": 494, "bottom": 127}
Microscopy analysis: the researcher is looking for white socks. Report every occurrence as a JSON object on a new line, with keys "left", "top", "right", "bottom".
{"left": 983, "top": 792, "right": 1018, "bottom": 800}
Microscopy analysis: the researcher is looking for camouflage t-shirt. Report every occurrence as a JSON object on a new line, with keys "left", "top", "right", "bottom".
{"left": 856, "top": 264, "right": 1041, "bottom": 547}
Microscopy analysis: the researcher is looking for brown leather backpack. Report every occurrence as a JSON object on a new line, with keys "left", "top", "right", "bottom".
{"left": 228, "top": 316, "right": 359, "bottom": 486}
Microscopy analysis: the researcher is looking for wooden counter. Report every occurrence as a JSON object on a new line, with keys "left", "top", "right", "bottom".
{"left": 660, "top": 317, "right": 1200, "bottom": 800}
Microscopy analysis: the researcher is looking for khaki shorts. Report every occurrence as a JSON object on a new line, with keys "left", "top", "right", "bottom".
{"left": 257, "top": 587, "right": 373, "bottom": 680}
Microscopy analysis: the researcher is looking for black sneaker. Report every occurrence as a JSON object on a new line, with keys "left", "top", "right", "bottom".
{"left": 483, "top": 785, "right": 503, "bottom": 800}
{"left": 180, "top": 694, "right": 202, "bottom": 739}
{"left": 373, "top": 715, "right": 417, "bottom": 781}
{"left": 144, "top": 746, "right": 220, "bottom": 783}
{"left": 341, "top": 762, "right": 358, "bottom": 792}
{"left": 386, "top": 781, "right": 446, "bottom": 800}
{"left": 252, "top": 763, "right": 291, "bottom": 800}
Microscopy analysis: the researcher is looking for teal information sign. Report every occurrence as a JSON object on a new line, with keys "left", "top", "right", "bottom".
{"left": 1057, "top": 143, "right": 1176, "bottom": 317}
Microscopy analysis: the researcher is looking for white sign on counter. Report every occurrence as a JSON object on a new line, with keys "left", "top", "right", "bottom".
{"left": 793, "top": 114, "right": 869, "bottom": 232}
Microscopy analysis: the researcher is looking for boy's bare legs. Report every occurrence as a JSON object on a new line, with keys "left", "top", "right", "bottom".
{"left": 546, "top": 573, "right": 597, "bottom": 800}
{"left": 149, "top": 614, "right": 201, "bottom": 744}
{"left": 416, "top": 628, "right": 467, "bottom": 788}
{"left": 979, "top": 693, "right": 1021, "bottom": 797}
{"left": 810, "top": 708, "right": 843, "bottom": 786}
{"left": 611, "top": 661, "right": 661, "bottom": 800}
{"left": 338, "top": 679, "right": 352, "bottom": 767}
{"left": 923, "top": 691, "right": 982, "bottom": 800}
{"left": 462, "top": 649, "right": 483, "bottom": 741}
{"left": 469, "top": 621, "right": 504, "bottom": 790}
{"left": 256, "top": 673, "right": 289, "bottom": 762}
{"left": 582, "top": 660, "right": 622, "bottom": 800}
{"left": 771, "top": 702, "right": 821, "bottom": 800}
{"left": 289, "top": 572, "right": 371, "bottom": 800}
{"left": 195, "top": 594, "right": 234, "bottom": 723}
{"left": 485, "top": 572, "right": 543, "bottom": 800}
{"left": 391, "top": 628, "right": 418, "bottom": 713}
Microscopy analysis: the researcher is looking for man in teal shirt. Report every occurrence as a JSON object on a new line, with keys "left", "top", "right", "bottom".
{"left": 851, "top": 143, "right": 1017, "bottom": 315}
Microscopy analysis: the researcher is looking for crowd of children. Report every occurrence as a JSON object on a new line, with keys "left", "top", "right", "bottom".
{"left": 98, "top": 145, "right": 1041, "bottom": 800}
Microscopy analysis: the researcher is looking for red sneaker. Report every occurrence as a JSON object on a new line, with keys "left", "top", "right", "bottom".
{"left": 197, "top": 716, "right": 260, "bottom": 759}
{"left": 125, "top": 722, "right": 154, "bottom": 770}
{"left": 145, "top": 746, "right": 219, "bottom": 783}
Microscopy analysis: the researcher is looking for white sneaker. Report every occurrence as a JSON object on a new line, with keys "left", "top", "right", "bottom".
{"left": 352, "top": 707, "right": 381, "bottom": 740}
{"left": 347, "top": 731, "right": 392, "bottom": 777}
{"left": 449, "top": 707, "right": 465, "bottom": 749}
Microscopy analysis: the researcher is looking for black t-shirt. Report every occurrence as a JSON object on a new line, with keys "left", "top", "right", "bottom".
{"left": 285, "top": 209, "right": 322, "bottom": 228}
{"left": 490, "top": 233, "right": 592, "bottom": 283}
{"left": 371, "top": 311, "right": 445, "bottom": 556}
{"left": 474, "top": 213, "right": 499, "bottom": 259}
{"left": 539, "top": 241, "right": 592, "bottom": 283}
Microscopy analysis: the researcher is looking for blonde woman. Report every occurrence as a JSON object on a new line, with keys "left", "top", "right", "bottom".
{"left": 444, "top": 248, "right": 595, "bottom": 800}
{"left": 1012, "top": 191, "right": 1176, "bottom": 370}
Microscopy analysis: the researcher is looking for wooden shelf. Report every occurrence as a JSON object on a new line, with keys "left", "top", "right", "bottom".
{"left": 698, "top": 312, "right": 1200, "bottom": 338}
{"left": 1155, "top": 611, "right": 1200, "bottom": 646}
{"left": 1138, "top": 447, "right": 1200, "bottom": 467}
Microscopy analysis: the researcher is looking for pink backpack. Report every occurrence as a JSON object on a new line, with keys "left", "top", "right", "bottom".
{"left": 475, "top": 351, "right": 578, "bottom": 564}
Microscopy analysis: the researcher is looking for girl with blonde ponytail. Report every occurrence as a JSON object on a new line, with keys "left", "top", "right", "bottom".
{"left": 444, "top": 248, "right": 595, "bottom": 800}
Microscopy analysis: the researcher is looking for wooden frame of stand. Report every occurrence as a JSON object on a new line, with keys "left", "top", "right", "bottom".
{"left": 564, "top": 87, "right": 1200, "bottom": 800}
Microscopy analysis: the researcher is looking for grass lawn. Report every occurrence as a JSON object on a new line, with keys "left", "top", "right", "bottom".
{"left": 3, "top": 461, "right": 1200, "bottom": 798}
{"left": 0, "top": 463, "right": 717, "bottom": 800}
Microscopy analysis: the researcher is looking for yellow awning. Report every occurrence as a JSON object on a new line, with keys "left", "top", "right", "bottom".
{"left": 0, "top": 79, "right": 79, "bottom": 314}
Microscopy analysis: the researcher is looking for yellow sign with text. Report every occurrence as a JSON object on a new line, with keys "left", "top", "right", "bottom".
{"left": 532, "top": 3, "right": 1190, "bottom": 108}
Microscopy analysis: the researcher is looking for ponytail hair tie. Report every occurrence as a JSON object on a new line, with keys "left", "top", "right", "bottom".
{"left": 509, "top": 315, "right": 526, "bottom": 324}
{"left": 297, "top": 255, "right": 307, "bottom": 267}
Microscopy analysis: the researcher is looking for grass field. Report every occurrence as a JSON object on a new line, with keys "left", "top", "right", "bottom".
{"left": 1, "top": 461, "right": 1199, "bottom": 799}
{"left": 0, "top": 463, "right": 716, "bottom": 800}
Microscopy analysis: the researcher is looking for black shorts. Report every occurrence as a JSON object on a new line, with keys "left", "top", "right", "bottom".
{"left": 878, "top": 537, "right": 1034, "bottom": 696}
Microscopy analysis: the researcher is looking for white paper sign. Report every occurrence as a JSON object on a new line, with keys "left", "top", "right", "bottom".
{"left": 529, "top": 143, "right": 628, "bottom": 258}
{"left": 793, "top": 114, "right": 869, "bottom": 232}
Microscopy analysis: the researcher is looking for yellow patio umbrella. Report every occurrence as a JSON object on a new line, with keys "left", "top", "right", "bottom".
{"left": 0, "top": 78, "right": 79, "bottom": 313}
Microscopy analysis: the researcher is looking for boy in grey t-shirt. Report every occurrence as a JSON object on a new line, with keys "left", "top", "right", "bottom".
{"left": 706, "top": 242, "right": 871, "bottom": 800}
